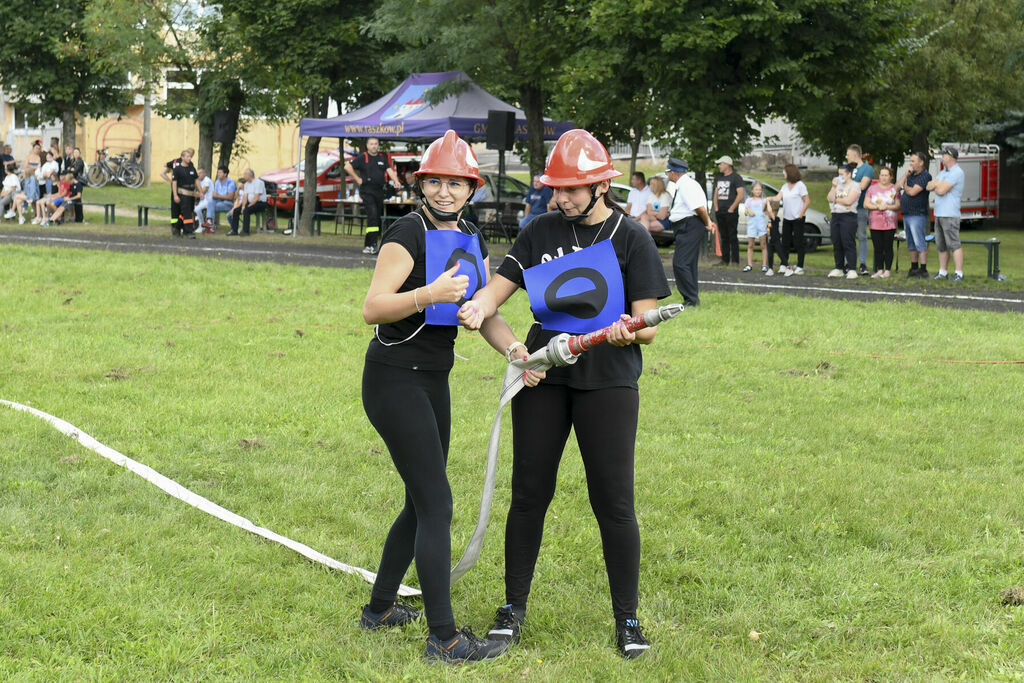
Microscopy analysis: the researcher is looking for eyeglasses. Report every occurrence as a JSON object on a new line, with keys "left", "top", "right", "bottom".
{"left": 422, "top": 178, "right": 470, "bottom": 192}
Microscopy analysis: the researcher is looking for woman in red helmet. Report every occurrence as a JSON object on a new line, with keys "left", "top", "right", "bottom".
{"left": 458, "top": 129, "right": 670, "bottom": 659}
{"left": 359, "top": 130, "right": 541, "bottom": 664}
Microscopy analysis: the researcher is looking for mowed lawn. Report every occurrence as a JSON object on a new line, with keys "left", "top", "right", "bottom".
{"left": 2, "top": 245, "right": 1023, "bottom": 679}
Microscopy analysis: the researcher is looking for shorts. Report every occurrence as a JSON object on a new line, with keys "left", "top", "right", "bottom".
{"left": 934, "top": 216, "right": 961, "bottom": 251}
{"left": 54, "top": 197, "right": 65, "bottom": 207}
{"left": 657, "top": 217, "right": 672, "bottom": 231}
{"left": 746, "top": 216, "right": 767, "bottom": 239}
{"left": 903, "top": 214, "right": 928, "bottom": 252}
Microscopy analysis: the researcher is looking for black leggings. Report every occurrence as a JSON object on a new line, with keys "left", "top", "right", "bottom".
{"left": 506, "top": 383, "right": 641, "bottom": 621}
{"left": 362, "top": 360, "right": 454, "bottom": 630}
{"left": 871, "top": 230, "right": 894, "bottom": 271}
{"left": 780, "top": 217, "right": 806, "bottom": 268}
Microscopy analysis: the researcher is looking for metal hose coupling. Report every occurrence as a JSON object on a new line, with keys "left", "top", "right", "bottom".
{"left": 544, "top": 333, "right": 580, "bottom": 367}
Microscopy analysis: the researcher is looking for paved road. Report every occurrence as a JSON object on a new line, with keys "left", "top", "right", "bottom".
{"left": 3, "top": 229, "right": 1021, "bottom": 314}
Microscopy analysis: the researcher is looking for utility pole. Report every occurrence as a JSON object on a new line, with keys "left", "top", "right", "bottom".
{"left": 143, "top": 92, "right": 152, "bottom": 187}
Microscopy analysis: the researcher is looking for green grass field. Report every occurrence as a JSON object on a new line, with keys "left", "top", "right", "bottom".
{"left": 2, "top": 245, "right": 1024, "bottom": 679}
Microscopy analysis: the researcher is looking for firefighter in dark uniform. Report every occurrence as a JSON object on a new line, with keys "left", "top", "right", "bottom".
{"left": 161, "top": 147, "right": 193, "bottom": 235}
{"left": 458, "top": 129, "right": 670, "bottom": 660}
{"left": 171, "top": 149, "right": 199, "bottom": 237}
{"left": 344, "top": 136, "right": 401, "bottom": 255}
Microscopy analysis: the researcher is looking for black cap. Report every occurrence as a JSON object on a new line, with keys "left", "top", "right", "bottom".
{"left": 941, "top": 146, "right": 959, "bottom": 160}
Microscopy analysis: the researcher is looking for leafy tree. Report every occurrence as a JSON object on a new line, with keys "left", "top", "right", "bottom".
{"left": 219, "top": 0, "right": 396, "bottom": 235}
{"left": 788, "top": 0, "right": 1024, "bottom": 166}
{"left": 368, "top": 0, "right": 571, "bottom": 176}
{"left": 0, "top": 0, "right": 132, "bottom": 148}
{"left": 555, "top": 0, "right": 916, "bottom": 184}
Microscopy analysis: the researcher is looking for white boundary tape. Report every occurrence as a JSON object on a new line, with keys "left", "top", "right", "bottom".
{"left": 1, "top": 399, "right": 420, "bottom": 597}
{"left": 695, "top": 279, "right": 1024, "bottom": 306}
{"left": 0, "top": 233, "right": 365, "bottom": 264}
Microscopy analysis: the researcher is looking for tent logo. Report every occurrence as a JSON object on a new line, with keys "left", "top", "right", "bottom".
{"left": 383, "top": 86, "right": 431, "bottom": 121}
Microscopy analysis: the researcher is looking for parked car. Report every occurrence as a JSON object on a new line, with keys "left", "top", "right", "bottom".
{"left": 640, "top": 174, "right": 830, "bottom": 249}
{"left": 262, "top": 149, "right": 421, "bottom": 212}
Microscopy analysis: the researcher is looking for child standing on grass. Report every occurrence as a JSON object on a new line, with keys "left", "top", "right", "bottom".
{"left": 742, "top": 181, "right": 773, "bottom": 273}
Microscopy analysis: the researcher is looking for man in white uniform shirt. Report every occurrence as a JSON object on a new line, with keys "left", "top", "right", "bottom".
{"left": 666, "top": 157, "right": 713, "bottom": 307}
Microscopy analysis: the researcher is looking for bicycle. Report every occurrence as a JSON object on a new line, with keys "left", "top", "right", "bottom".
{"left": 86, "top": 148, "right": 145, "bottom": 189}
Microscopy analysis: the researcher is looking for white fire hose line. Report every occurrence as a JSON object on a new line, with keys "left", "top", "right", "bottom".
{"left": 695, "top": 278, "right": 1024, "bottom": 305}
{"left": 0, "top": 399, "right": 420, "bottom": 597}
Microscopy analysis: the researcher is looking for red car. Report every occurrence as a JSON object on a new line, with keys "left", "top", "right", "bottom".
{"left": 261, "top": 149, "right": 420, "bottom": 212}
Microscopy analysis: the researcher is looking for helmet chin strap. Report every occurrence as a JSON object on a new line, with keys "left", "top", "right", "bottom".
{"left": 416, "top": 184, "right": 464, "bottom": 223}
{"left": 557, "top": 184, "right": 601, "bottom": 224}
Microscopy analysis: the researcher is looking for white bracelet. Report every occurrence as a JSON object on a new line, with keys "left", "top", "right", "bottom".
{"left": 504, "top": 341, "right": 525, "bottom": 362}
{"left": 413, "top": 287, "right": 423, "bottom": 313}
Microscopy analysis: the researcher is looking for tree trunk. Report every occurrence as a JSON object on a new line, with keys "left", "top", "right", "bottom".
{"left": 214, "top": 110, "right": 241, "bottom": 171}
{"left": 911, "top": 130, "right": 929, "bottom": 157}
{"left": 629, "top": 132, "right": 642, "bottom": 179}
{"left": 198, "top": 129, "right": 214, "bottom": 177}
{"left": 215, "top": 85, "right": 245, "bottom": 171}
{"left": 519, "top": 83, "right": 547, "bottom": 176}
{"left": 61, "top": 109, "right": 76, "bottom": 150}
{"left": 301, "top": 136, "right": 321, "bottom": 236}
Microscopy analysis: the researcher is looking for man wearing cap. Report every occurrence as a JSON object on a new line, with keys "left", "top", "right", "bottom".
{"left": 519, "top": 174, "right": 554, "bottom": 228}
{"left": 667, "top": 158, "right": 713, "bottom": 306}
{"left": 927, "top": 147, "right": 966, "bottom": 281}
{"left": 713, "top": 155, "right": 745, "bottom": 267}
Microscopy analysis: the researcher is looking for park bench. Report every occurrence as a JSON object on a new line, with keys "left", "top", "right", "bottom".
{"left": 895, "top": 234, "right": 1002, "bottom": 280}
{"left": 137, "top": 204, "right": 170, "bottom": 226}
{"left": 82, "top": 201, "right": 116, "bottom": 224}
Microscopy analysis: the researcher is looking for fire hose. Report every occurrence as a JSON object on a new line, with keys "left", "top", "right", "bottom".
{"left": 450, "top": 302, "right": 685, "bottom": 583}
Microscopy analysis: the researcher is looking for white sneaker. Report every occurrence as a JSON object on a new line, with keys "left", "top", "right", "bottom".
{"left": 18, "top": 216, "right": 25, "bottom": 225}
{"left": 761, "top": 266, "right": 769, "bottom": 273}
{"left": 742, "top": 264, "right": 752, "bottom": 272}
{"left": 827, "top": 268, "right": 843, "bottom": 278}
{"left": 846, "top": 270, "right": 858, "bottom": 279}
{"left": 793, "top": 266, "right": 804, "bottom": 275}
{"left": 783, "top": 267, "right": 795, "bottom": 277}
{"left": 3, "top": 210, "right": 14, "bottom": 219}
{"left": 765, "top": 268, "right": 774, "bottom": 276}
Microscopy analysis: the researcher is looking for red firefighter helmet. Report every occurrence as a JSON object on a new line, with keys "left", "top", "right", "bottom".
{"left": 414, "top": 130, "right": 484, "bottom": 188}
{"left": 540, "top": 129, "right": 622, "bottom": 187}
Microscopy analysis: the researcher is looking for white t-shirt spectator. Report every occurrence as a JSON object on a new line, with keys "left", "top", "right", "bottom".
{"left": 668, "top": 176, "right": 707, "bottom": 222}
{"left": 626, "top": 186, "right": 651, "bottom": 218}
{"left": 36, "top": 159, "right": 60, "bottom": 182}
{"left": 779, "top": 181, "right": 809, "bottom": 220}
{"left": 244, "top": 178, "right": 267, "bottom": 203}
{"left": 647, "top": 191, "right": 672, "bottom": 215}
{"left": 198, "top": 175, "right": 213, "bottom": 201}
{"left": 2, "top": 173, "right": 20, "bottom": 195}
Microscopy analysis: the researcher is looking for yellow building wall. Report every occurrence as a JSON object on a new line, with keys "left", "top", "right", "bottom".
{"left": 79, "top": 107, "right": 337, "bottom": 184}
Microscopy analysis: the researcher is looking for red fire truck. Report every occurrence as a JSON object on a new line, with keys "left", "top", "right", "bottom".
{"left": 896, "top": 142, "right": 1000, "bottom": 225}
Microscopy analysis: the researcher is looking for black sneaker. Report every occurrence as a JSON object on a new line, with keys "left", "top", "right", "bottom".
{"left": 858, "top": 263, "right": 870, "bottom": 275}
{"left": 425, "top": 626, "right": 509, "bottom": 664}
{"left": 918, "top": 268, "right": 929, "bottom": 278}
{"left": 616, "top": 619, "right": 651, "bottom": 659}
{"left": 487, "top": 604, "right": 524, "bottom": 644}
{"left": 359, "top": 600, "right": 421, "bottom": 630}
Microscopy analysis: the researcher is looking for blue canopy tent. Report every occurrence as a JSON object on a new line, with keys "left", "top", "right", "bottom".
{"left": 299, "top": 70, "right": 571, "bottom": 141}
{"left": 289, "top": 71, "right": 571, "bottom": 237}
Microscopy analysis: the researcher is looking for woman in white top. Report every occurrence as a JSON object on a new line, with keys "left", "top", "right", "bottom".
{"left": 767, "top": 164, "right": 810, "bottom": 277}
{"left": 639, "top": 175, "right": 671, "bottom": 235}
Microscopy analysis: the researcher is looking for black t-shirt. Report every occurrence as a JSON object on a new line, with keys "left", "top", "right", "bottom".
{"left": 68, "top": 181, "right": 83, "bottom": 202}
{"left": 496, "top": 210, "right": 670, "bottom": 390}
{"left": 714, "top": 171, "right": 744, "bottom": 211}
{"left": 351, "top": 152, "right": 391, "bottom": 192}
{"left": 365, "top": 210, "right": 489, "bottom": 372}
{"left": 172, "top": 162, "right": 198, "bottom": 191}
